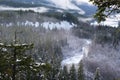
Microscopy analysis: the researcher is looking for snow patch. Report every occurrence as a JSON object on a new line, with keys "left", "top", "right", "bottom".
{"left": 2, "top": 21, "right": 76, "bottom": 29}
{"left": 41, "top": 21, "right": 76, "bottom": 30}
{"left": 45, "top": 0, "right": 85, "bottom": 14}
{"left": 61, "top": 35, "right": 91, "bottom": 66}
{"left": 0, "top": 6, "right": 48, "bottom": 13}
{"left": 74, "top": 0, "right": 93, "bottom": 5}
{"left": 16, "top": 59, "right": 21, "bottom": 62}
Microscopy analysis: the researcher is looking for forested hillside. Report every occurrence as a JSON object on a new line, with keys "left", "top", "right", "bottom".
{"left": 0, "top": 1, "right": 120, "bottom": 79}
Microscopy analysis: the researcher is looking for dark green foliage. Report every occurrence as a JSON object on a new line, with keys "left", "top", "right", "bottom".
{"left": 90, "top": 0, "right": 120, "bottom": 22}
{"left": 0, "top": 9, "right": 120, "bottom": 80}
{"left": 118, "top": 22, "right": 120, "bottom": 27}
{"left": 72, "top": 24, "right": 120, "bottom": 48}
{"left": 71, "top": 20, "right": 96, "bottom": 39}
{"left": 112, "top": 27, "right": 120, "bottom": 48}
{"left": 0, "top": 23, "right": 67, "bottom": 79}
{"left": 94, "top": 68, "right": 101, "bottom": 80}
{"left": 60, "top": 66, "right": 69, "bottom": 80}
{"left": 78, "top": 61, "right": 85, "bottom": 80}
{"left": 0, "top": 41, "right": 55, "bottom": 80}
{"left": 69, "top": 64, "right": 77, "bottom": 80}
{"left": 0, "top": 42, "right": 41, "bottom": 80}
{"left": 41, "top": 12, "right": 79, "bottom": 24}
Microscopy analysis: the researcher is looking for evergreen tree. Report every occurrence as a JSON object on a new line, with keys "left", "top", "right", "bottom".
{"left": 62, "top": 66, "right": 69, "bottom": 80}
{"left": 0, "top": 41, "right": 39, "bottom": 80}
{"left": 59, "top": 65, "right": 69, "bottom": 80}
{"left": 94, "top": 68, "right": 101, "bottom": 80}
{"left": 0, "top": 34, "right": 44, "bottom": 80}
{"left": 78, "top": 61, "right": 85, "bottom": 80}
{"left": 0, "top": 43, "right": 11, "bottom": 80}
{"left": 69, "top": 64, "right": 77, "bottom": 80}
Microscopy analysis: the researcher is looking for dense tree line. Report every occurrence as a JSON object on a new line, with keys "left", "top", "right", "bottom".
{"left": 0, "top": 43, "right": 102, "bottom": 80}
{"left": 72, "top": 24, "right": 120, "bottom": 48}
{"left": 0, "top": 7, "right": 120, "bottom": 79}
{"left": 0, "top": 24, "right": 109, "bottom": 80}
{"left": 0, "top": 25, "right": 60, "bottom": 80}
{"left": 0, "top": 11, "right": 80, "bottom": 27}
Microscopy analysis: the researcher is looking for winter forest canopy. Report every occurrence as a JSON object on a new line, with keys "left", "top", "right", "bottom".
{"left": 0, "top": 0, "right": 120, "bottom": 80}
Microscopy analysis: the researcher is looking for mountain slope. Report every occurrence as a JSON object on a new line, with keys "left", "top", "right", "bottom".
{"left": 0, "top": 0, "right": 97, "bottom": 16}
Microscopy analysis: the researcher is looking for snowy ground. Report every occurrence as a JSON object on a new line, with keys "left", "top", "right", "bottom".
{"left": 61, "top": 33, "right": 91, "bottom": 67}
{"left": 41, "top": 21, "right": 76, "bottom": 30}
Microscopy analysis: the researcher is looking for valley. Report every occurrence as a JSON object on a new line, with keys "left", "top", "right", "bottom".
{"left": 0, "top": 0, "right": 120, "bottom": 80}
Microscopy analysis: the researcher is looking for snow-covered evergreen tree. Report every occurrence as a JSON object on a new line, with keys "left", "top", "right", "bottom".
{"left": 0, "top": 41, "right": 41, "bottom": 80}
{"left": 78, "top": 61, "right": 85, "bottom": 80}
{"left": 94, "top": 68, "right": 101, "bottom": 80}
{"left": 69, "top": 64, "right": 77, "bottom": 80}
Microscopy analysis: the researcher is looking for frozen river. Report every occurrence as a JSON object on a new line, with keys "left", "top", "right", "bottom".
{"left": 61, "top": 35, "right": 91, "bottom": 66}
